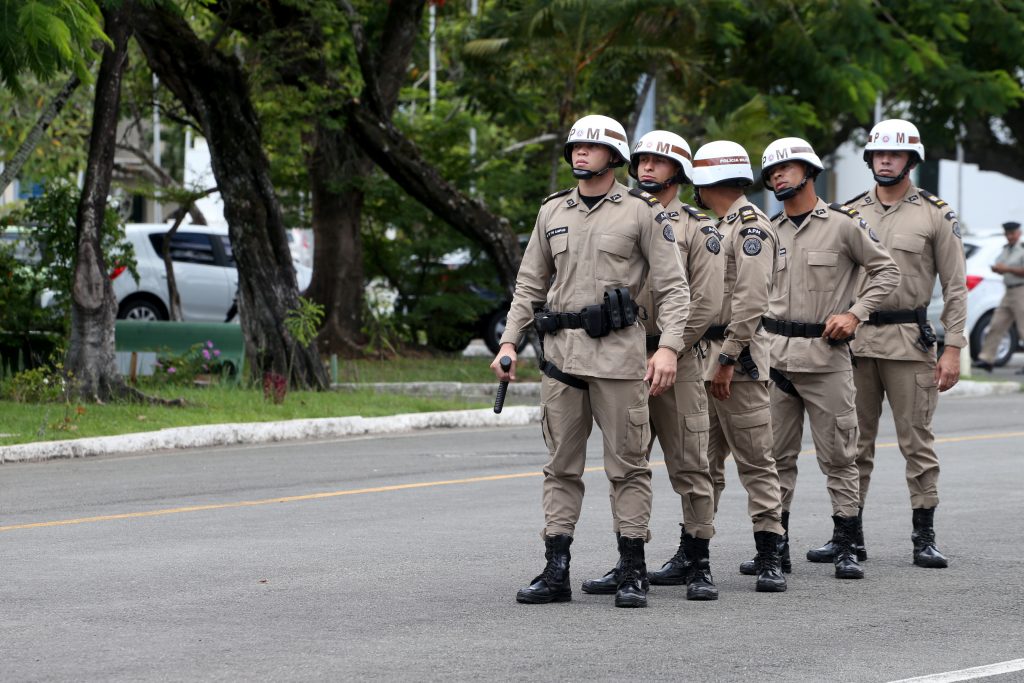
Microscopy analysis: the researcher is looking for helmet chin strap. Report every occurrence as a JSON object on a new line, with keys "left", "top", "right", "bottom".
{"left": 870, "top": 155, "right": 913, "bottom": 187}
{"left": 572, "top": 165, "right": 613, "bottom": 180}
{"left": 694, "top": 186, "right": 710, "bottom": 211}
{"left": 772, "top": 173, "right": 811, "bottom": 201}
{"left": 638, "top": 178, "right": 673, "bottom": 193}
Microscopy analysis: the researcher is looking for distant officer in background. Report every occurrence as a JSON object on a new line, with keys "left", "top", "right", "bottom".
{"left": 806, "top": 119, "right": 966, "bottom": 569}
{"left": 691, "top": 140, "right": 787, "bottom": 593}
{"left": 493, "top": 114, "right": 691, "bottom": 609}
{"left": 974, "top": 221, "right": 1024, "bottom": 373}
{"left": 761, "top": 137, "right": 900, "bottom": 580}
{"left": 581, "top": 130, "right": 722, "bottom": 601}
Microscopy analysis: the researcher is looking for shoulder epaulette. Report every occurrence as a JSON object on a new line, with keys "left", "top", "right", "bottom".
{"left": 739, "top": 205, "right": 759, "bottom": 224}
{"left": 771, "top": 210, "right": 784, "bottom": 221}
{"left": 918, "top": 189, "right": 949, "bottom": 209}
{"left": 541, "top": 187, "right": 573, "bottom": 205}
{"left": 845, "top": 190, "right": 869, "bottom": 205}
{"left": 828, "top": 202, "right": 860, "bottom": 219}
{"left": 628, "top": 187, "right": 661, "bottom": 206}
{"left": 680, "top": 203, "right": 710, "bottom": 220}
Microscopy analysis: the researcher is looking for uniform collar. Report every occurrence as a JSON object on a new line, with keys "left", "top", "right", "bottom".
{"left": 662, "top": 195, "right": 683, "bottom": 222}
{"left": 868, "top": 184, "right": 919, "bottom": 211}
{"left": 566, "top": 181, "right": 626, "bottom": 211}
{"left": 722, "top": 195, "right": 750, "bottom": 224}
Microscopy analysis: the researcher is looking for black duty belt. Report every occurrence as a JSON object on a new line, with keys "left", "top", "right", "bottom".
{"left": 762, "top": 317, "right": 826, "bottom": 338}
{"left": 866, "top": 307, "right": 926, "bottom": 325}
{"left": 646, "top": 334, "right": 661, "bottom": 352}
{"left": 702, "top": 325, "right": 727, "bottom": 341}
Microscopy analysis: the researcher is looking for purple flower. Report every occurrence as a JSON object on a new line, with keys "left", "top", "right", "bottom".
{"left": 167, "top": 367, "right": 177, "bottom": 374}
{"left": 213, "top": 349, "right": 221, "bottom": 357}
{"left": 206, "top": 340, "right": 214, "bottom": 348}
{"left": 202, "top": 349, "right": 211, "bottom": 360}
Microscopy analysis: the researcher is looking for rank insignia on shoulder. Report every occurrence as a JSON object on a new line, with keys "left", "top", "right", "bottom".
{"left": 705, "top": 236, "right": 721, "bottom": 254}
{"left": 742, "top": 237, "right": 762, "bottom": 256}
{"left": 542, "top": 187, "right": 573, "bottom": 205}
{"left": 545, "top": 226, "right": 568, "bottom": 239}
{"left": 919, "top": 189, "right": 948, "bottom": 209}
{"left": 629, "top": 188, "right": 660, "bottom": 205}
{"left": 828, "top": 202, "right": 859, "bottom": 218}
{"left": 682, "top": 203, "right": 709, "bottom": 220}
{"left": 739, "top": 206, "right": 758, "bottom": 223}
{"left": 739, "top": 227, "right": 768, "bottom": 240}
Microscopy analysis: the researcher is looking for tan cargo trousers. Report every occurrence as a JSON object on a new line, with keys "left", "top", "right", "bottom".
{"left": 772, "top": 370, "right": 861, "bottom": 518}
{"left": 853, "top": 356, "right": 940, "bottom": 509}
{"left": 978, "top": 285, "right": 1024, "bottom": 365}
{"left": 539, "top": 374, "right": 652, "bottom": 540}
{"left": 708, "top": 380, "right": 785, "bottom": 534}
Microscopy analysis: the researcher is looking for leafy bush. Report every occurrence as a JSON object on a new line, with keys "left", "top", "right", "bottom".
{"left": 153, "top": 340, "right": 230, "bottom": 384}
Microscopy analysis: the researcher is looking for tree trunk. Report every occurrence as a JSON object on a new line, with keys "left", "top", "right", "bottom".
{"left": 65, "top": 4, "right": 133, "bottom": 402}
{"left": 135, "top": 4, "right": 328, "bottom": 389}
{"left": 0, "top": 73, "right": 80, "bottom": 197}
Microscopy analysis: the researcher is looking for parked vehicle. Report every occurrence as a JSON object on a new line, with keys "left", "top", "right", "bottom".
{"left": 928, "top": 233, "right": 1022, "bottom": 366}
{"left": 114, "top": 224, "right": 311, "bottom": 322}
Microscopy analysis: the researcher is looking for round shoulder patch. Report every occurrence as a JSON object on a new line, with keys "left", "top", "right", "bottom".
{"left": 742, "top": 237, "right": 762, "bottom": 256}
{"left": 952, "top": 221, "right": 962, "bottom": 239}
{"left": 706, "top": 236, "right": 721, "bottom": 254}
{"left": 663, "top": 224, "right": 676, "bottom": 243}
{"left": 868, "top": 228, "right": 880, "bottom": 243}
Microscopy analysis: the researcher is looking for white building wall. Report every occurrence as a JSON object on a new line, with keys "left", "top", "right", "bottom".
{"left": 184, "top": 133, "right": 227, "bottom": 227}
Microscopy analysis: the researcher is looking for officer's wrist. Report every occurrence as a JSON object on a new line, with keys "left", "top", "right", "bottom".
{"left": 718, "top": 353, "right": 737, "bottom": 366}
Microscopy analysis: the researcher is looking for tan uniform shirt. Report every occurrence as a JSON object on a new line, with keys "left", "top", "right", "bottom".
{"left": 639, "top": 197, "right": 724, "bottom": 380}
{"left": 849, "top": 186, "right": 968, "bottom": 359}
{"left": 769, "top": 197, "right": 900, "bottom": 373}
{"left": 996, "top": 241, "right": 1024, "bottom": 288}
{"left": 500, "top": 181, "right": 690, "bottom": 380}
{"left": 703, "top": 197, "right": 777, "bottom": 382}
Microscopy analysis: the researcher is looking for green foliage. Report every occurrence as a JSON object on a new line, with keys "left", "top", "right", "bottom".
{"left": 153, "top": 340, "right": 231, "bottom": 385}
{"left": 285, "top": 296, "right": 325, "bottom": 347}
{"left": 0, "top": 234, "right": 62, "bottom": 335}
{"left": 0, "top": 0, "right": 109, "bottom": 94}
{"left": 6, "top": 177, "right": 136, "bottom": 331}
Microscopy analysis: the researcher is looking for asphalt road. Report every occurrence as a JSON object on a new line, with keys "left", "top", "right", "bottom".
{"left": 2, "top": 392, "right": 1023, "bottom": 682}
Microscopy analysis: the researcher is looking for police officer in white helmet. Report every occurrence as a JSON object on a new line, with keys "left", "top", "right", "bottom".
{"left": 582, "top": 130, "right": 723, "bottom": 601}
{"left": 493, "top": 115, "right": 691, "bottom": 608}
{"left": 805, "top": 119, "right": 966, "bottom": 569}
{"left": 690, "top": 140, "right": 788, "bottom": 592}
{"left": 761, "top": 136, "right": 900, "bottom": 580}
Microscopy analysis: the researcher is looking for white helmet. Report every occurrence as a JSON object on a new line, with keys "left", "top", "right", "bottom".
{"left": 629, "top": 130, "right": 693, "bottom": 190}
{"left": 691, "top": 140, "right": 753, "bottom": 187}
{"left": 563, "top": 115, "right": 630, "bottom": 175}
{"left": 864, "top": 118, "right": 925, "bottom": 162}
{"left": 863, "top": 118, "right": 924, "bottom": 186}
{"left": 760, "top": 137, "right": 823, "bottom": 199}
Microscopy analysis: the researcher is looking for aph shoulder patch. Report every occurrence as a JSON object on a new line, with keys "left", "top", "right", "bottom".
{"left": 629, "top": 187, "right": 661, "bottom": 206}
{"left": 845, "top": 190, "right": 869, "bottom": 205}
{"left": 700, "top": 225, "right": 724, "bottom": 239}
{"left": 542, "top": 187, "right": 573, "bottom": 205}
{"left": 739, "top": 205, "right": 759, "bottom": 223}
{"left": 918, "top": 189, "right": 949, "bottom": 209}
{"left": 827, "top": 202, "right": 860, "bottom": 219}
{"left": 681, "top": 203, "right": 710, "bottom": 220}
{"left": 739, "top": 227, "right": 768, "bottom": 240}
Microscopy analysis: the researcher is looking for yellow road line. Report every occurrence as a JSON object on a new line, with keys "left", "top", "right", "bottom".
{"left": 2, "top": 430, "right": 1021, "bottom": 533}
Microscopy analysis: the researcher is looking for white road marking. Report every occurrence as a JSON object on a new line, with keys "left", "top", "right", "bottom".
{"left": 888, "top": 658, "right": 1024, "bottom": 682}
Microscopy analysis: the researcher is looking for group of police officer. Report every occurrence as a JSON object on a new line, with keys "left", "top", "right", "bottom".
{"left": 490, "top": 113, "right": 967, "bottom": 609}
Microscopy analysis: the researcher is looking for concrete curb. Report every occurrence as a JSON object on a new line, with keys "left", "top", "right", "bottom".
{"left": 0, "top": 406, "right": 542, "bottom": 465}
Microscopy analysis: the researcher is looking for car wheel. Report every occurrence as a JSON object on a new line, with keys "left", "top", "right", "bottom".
{"left": 483, "top": 307, "right": 528, "bottom": 355}
{"left": 970, "top": 310, "right": 1018, "bottom": 367}
{"left": 118, "top": 297, "right": 168, "bottom": 321}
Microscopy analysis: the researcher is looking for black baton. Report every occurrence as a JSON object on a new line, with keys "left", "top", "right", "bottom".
{"left": 493, "top": 356, "right": 512, "bottom": 413}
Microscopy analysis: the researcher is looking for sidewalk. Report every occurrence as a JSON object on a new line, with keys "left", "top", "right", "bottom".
{"left": 0, "top": 377, "right": 1017, "bottom": 465}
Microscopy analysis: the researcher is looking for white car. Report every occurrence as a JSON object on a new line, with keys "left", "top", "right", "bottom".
{"left": 114, "top": 223, "right": 312, "bottom": 322}
{"left": 928, "top": 233, "right": 1021, "bottom": 366}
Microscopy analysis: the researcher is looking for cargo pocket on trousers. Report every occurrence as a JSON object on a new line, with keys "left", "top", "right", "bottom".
{"left": 914, "top": 371, "right": 938, "bottom": 425}
{"left": 684, "top": 412, "right": 711, "bottom": 469}
{"left": 733, "top": 407, "right": 771, "bottom": 458}
{"left": 832, "top": 409, "right": 858, "bottom": 466}
{"left": 626, "top": 405, "right": 651, "bottom": 459}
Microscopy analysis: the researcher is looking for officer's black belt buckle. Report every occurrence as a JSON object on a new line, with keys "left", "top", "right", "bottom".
{"left": 702, "top": 324, "right": 728, "bottom": 341}
{"left": 762, "top": 317, "right": 826, "bottom": 338}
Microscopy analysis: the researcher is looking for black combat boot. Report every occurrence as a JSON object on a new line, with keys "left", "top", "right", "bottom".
{"left": 516, "top": 534, "right": 573, "bottom": 604}
{"left": 832, "top": 515, "right": 865, "bottom": 579}
{"left": 581, "top": 532, "right": 622, "bottom": 594}
{"left": 684, "top": 534, "right": 719, "bottom": 601}
{"left": 807, "top": 507, "right": 867, "bottom": 562}
{"left": 752, "top": 530, "right": 787, "bottom": 592}
{"left": 912, "top": 507, "right": 949, "bottom": 568}
{"left": 740, "top": 510, "right": 791, "bottom": 575}
{"left": 649, "top": 526, "right": 691, "bottom": 586}
{"left": 614, "top": 536, "right": 648, "bottom": 608}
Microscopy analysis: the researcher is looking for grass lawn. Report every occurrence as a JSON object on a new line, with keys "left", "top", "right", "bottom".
{"left": 0, "top": 355, "right": 539, "bottom": 447}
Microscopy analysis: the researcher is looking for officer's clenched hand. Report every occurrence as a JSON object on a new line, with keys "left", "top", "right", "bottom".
{"left": 490, "top": 343, "right": 518, "bottom": 382}
{"left": 644, "top": 347, "right": 677, "bottom": 396}
{"left": 823, "top": 312, "right": 859, "bottom": 340}
{"left": 710, "top": 364, "right": 734, "bottom": 401}
{"left": 935, "top": 344, "right": 960, "bottom": 392}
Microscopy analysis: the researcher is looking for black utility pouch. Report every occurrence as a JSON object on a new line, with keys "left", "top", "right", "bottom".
{"left": 605, "top": 287, "right": 637, "bottom": 329}
{"left": 533, "top": 311, "right": 559, "bottom": 334}
{"left": 580, "top": 304, "right": 610, "bottom": 338}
